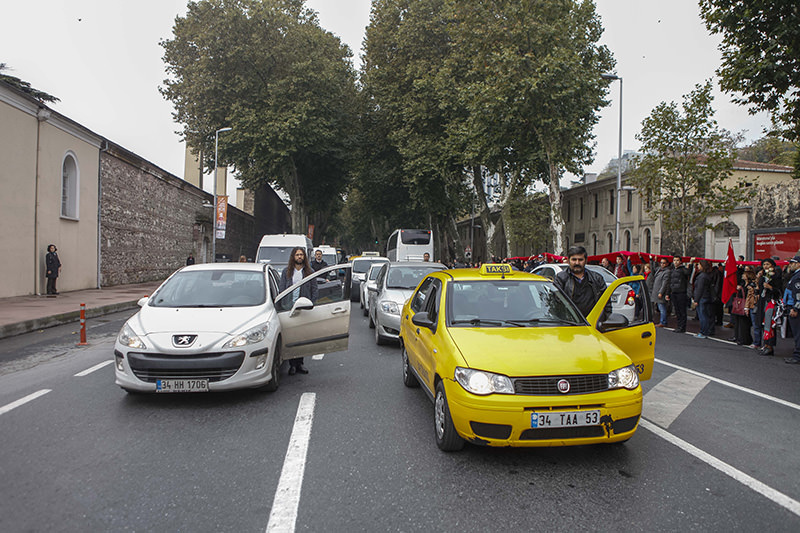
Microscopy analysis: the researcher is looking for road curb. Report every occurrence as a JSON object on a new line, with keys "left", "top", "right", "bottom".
{"left": 0, "top": 300, "right": 141, "bottom": 340}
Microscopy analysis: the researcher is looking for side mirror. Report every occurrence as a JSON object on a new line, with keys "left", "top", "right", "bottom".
{"left": 412, "top": 311, "right": 435, "bottom": 329}
{"left": 597, "top": 312, "right": 630, "bottom": 332}
{"left": 137, "top": 296, "right": 149, "bottom": 307}
{"left": 290, "top": 297, "right": 314, "bottom": 317}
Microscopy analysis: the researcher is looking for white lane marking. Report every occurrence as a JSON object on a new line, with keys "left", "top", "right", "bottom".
{"left": 643, "top": 371, "right": 710, "bottom": 429}
{"left": 74, "top": 360, "right": 113, "bottom": 377}
{"left": 655, "top": 359, "right": 800, "bottom": 413}
{"left": 0, "top": 389, "right": 52, "bottom": 416}
{"left": 267, "top": 392, "right": 316, "bottom": 532}
{"left": 311, "top": 354, "right": 325, "bottom": 361}
{"left": 666, "top": 326, "right": 737, "bottom": 345}
{"left": 640, "top": 419, "right": 800, "bottom": 517}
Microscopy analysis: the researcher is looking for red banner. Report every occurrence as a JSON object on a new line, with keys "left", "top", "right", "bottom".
{"left": 722, "top": 240, "right": 738, "bottom": 303}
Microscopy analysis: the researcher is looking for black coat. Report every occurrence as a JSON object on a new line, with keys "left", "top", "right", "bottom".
{"left": 45, "top": 252, "right": 61, "bottom": 279}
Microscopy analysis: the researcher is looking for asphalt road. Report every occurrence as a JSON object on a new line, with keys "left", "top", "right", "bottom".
{"left": 1, "top": 310, "right": 799, "bottom": 531}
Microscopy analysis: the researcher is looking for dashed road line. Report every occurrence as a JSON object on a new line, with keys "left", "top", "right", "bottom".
{"left": 0, "top": 389, "right": 51, "bottom": 416}
{"left": 74, "top": 360, "right": 113, "bottom": 377}
{"left": 641, "top": 419, "right": 800, "bottom": 517}
{"left": 655, "top": 359, "right": 800, "bottom": 412}
{"left": 266, "top": 392, "right": 316, "bottom": 532}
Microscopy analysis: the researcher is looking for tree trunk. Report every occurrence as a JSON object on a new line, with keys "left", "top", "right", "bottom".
{"left": 546, "top": 155, "right": 564, "bottom": 255}
{"left": 472, "top": 165, "right": 499, "bottom": 261}
{"left": 284, "top": 158, "right": 306, "bottom": 234}
{"left": 449, "top": 215, "right": 465, "bottom": 261}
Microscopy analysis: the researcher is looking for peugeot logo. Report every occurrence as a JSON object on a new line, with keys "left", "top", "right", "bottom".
{"left": 173, "top": 335, "right": 197, "bottom": 347}
{"left": 557, "top": 379, "right": 571, "bottom": 394}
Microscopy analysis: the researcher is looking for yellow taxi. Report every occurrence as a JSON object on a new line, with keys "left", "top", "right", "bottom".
{"left": 399, "top": 264, "right": 654, "bottom": 451}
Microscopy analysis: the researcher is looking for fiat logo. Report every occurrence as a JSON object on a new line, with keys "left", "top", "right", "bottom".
{"left": 557, "top": 379, "right": 570, "bottom": 394}
{"left": 173, "top": 335, "right": 197, "bottom": 347}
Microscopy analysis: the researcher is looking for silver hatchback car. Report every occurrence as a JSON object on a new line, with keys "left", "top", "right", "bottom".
{"left": 368, "top": 261, "right": 446, "bottom": 345}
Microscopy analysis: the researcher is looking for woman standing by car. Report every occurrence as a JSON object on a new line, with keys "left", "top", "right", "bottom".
{"left": 692, "top": 260, "right": 715, "bottom": 339}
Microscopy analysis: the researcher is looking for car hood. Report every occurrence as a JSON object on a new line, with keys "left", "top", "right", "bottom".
{"left": 380, "top": 288, "right": 414, "bottom": 304}
{"left": 133, "top": 305, "right": 270, "bottom": 335}
{"left": 447, "top": 326, "right": 632, "bottom": 376}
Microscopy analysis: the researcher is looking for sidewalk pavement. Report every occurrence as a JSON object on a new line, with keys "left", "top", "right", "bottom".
{"left": 0, "top": 281, "right": 164, "bottom": 340}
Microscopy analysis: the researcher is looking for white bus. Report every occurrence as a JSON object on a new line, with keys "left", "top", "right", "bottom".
{"left": 386, "top": 229, "right": 434, "bottom": 261}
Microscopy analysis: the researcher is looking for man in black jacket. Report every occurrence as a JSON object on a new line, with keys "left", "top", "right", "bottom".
{"left": 310, "top": 250, "right": 328, "bottom": 272}
{"left": 554, "top": 246, "right": 609, "bottom": 319}
{"left": 666, "top": 255, "right": 694, "bottom": 333}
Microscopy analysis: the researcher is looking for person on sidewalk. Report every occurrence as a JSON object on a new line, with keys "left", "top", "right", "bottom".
{"left": 666, "top": 255, "right": 694, "bottom": 333}
{"left": 186, "top": 253, "right": 195, "bottom": 266}
{"left": 743, "top": 269, "right": 761, "bottom": 349}
{"left": 278, "top": 247, "right": 318, "bottom": 375}
{"left": 613, "top": 255, "right": 629, "bottom": 278}
{"left": 757, "top": 258, "right": 783, "bottom": 356}
{"left": 783, "top": 256, "right": 800, "bottom": 364}
{"left": 652, "top": 258, "right": 672, "bottom": 327}
{"left": 45, "top": 244, "right": 61, "bottom": 295}
{"left": 692, "top": 260, "right": 715, "bottom": 338}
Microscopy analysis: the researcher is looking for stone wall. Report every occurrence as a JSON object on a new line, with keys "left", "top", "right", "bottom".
{"left": 100, "top": 142, "right": 256, "bottom": 286}
{"left": 750, "top": 180, "right": 800, "bottom": 229}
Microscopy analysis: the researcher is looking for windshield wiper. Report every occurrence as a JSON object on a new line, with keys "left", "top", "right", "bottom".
{"left": 503, "top": 318, "right": 582, "bottom": 326}
{"left": 451, "top": 318, "right": 504, "bottom": 326}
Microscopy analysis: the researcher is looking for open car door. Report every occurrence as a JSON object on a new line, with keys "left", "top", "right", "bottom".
{"left": 274, "top": 264, "right": 352, "bottom": 360}
{"left": 587, "top": 275, "right": 655, "bottom": 380}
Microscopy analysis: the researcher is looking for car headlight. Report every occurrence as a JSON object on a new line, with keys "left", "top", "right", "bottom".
{"left": 380, "top": 301, "right": 400, "bottom": 315}
{"left": 608, "top": 365, "right": 639, "bottom": 390}
{"left": 223, "top": 323, "right": 270, "bottom": 348}
{"left": 118, "top": 323, "right": 146, "bottom": 349}
{"left": 455, "top": 367, "right": 514, "bottom": 395}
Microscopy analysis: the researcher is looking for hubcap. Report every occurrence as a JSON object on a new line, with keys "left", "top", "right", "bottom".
{"left": 435, "top": 391, "right": 445, "bottom": 439}
{"left": 402, "top": 349, "right": 408, "bottom": 378}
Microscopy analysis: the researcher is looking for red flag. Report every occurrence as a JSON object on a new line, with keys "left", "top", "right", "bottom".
{"left": 721, "top": 240, "right": 738, "bottom": 303}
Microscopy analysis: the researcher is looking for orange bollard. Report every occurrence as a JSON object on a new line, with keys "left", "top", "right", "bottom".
{"left": 77, "top": 303, "right": 88, "bottom": 346}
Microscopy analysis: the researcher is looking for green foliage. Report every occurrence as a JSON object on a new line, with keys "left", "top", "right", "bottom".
{"left": 506, "top": 191, "right": 551, "bottom": 255}
{"left": 0, "top": 63, "right": 59, "bottom": 103}
{"left": 699, "top": 0, "right": 800, "bottom": 176}
{"left": 737, "top": 134, "right": 798, "bottom": 167}
{"left": 629, "top": 81, "right": 751, "bottom": 255}
{"left": 160, "top": 0, "right": 358, "bottom": 235}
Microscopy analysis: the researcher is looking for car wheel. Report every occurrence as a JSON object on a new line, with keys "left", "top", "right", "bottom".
{"left": 261, "top": 343, "right": 281, "bottom": 392}
{"left": 401, "top": 344, "right": 419, "bottom": 388}
{"left": 121, "top": 387, "right": 143, "bottom": 395}
{"left": 368, "top": 309, "right": 375, "bottom": 329}
{"left": 434, "top": 381, "right": 464, "bottom": 451}
{"left": 375, "top": 321, "right": 388, "bottom": 345}
{"left": 362, "top": 303, "right": 368, "bottom": 317}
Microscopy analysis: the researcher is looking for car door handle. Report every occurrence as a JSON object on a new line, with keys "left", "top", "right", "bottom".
{"left": 642, "top": 331, "right": 652, "bottom": 338}
{"left": 331, "top": 307, "right": 347, "bottom": 315}
{"left": 416, "top": 328, "right": 420, "bottom": 335}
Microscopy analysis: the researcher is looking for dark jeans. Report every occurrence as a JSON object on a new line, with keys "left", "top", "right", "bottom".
{"left": 698, "top": 299, "right": 714, "bottom": 336}
{"left": 46, "top": 277, "right": 58, "bottom": 294}
{"left": 672, "top": 292, "right": 688, "bottom": 331}
{"left": 733, "top": 313, "right": 752, "bottom": 345}
{"left": 750, "top": 308, "right": 762, "bottom": 347}
{"left": 714, "top": 299, "right": 724, "bottom": 325}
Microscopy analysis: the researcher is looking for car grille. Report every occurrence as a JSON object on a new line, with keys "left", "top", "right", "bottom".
{"left": 519, "top": 426, "right": 606, "bottom": 440}
{"left": 127, "top": 351, "right": 245, "bottom": 383}
{"left": 513, "top": 374, "right": 608, "bottom": 395}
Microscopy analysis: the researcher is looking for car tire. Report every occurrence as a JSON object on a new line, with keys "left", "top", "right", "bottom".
{"left": 375, "top": 322, "right": 388, "bottom": 345}
{"left": 434, "top": 380, "right": 464, "bottom": 451}
{"left": 368, "top": 310, "right": 375, "bottom": 329}
{"left": 121, "top": 387, "right": 143, "bottom": 395}
{"left": 261, "top": 343, "right": 281, "bottom": 392}
{"left": 401, "top": 344, "right": 419, "bottom": 388}
{"left": 362, "top": 303, "right": 368, "bottom": 317}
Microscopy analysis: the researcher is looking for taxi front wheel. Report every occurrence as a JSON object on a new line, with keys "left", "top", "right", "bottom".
{"left": 402, "top": 345, "right": 419, "bottom": 388}
{"left": 434, "top": 381, "right": 464, "bottom": 451}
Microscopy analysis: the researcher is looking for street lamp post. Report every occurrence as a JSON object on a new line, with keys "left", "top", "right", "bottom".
{"left": 601, "top": 73, "right": 622, "bottom": 251}
{"left": 212, "top": 127, "right": 232, "bottom": 263}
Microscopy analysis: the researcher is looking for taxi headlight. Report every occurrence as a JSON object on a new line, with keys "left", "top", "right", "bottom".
{"left": 455, "top": 367, "right": 514, "bottom": 395}
{"left": 118, "top": 323, "right": 146, "bottom": 349}
{"left": 608, "top": 365, "right": 639, "bottom": 390}
{"left": 223, "top": 323, "right": 270, "bottom": 348}
{"left": 380, "top": 301, "right": 400, "bottom": 315}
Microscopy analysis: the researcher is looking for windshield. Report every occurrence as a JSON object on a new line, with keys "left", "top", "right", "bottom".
{"left": 447, "top": 280, "right": 584, "bottom": 327}
{"left": 150, "top": 270, "right": 266, "bottom": 307}
{"left": 256, "top": 246, "right": 296, "bottom": 264}
{"left": 322, "top": 254, "right": 337, "bottom": 265}
{"left": 400, "top": 229, "right": 431, "bottom": 245}
{"left": 386, "top": 265, "right": 443, "bottom": 289}
{"left": 368, "top": 266, "right": 382, "bottom": 280}
{"left": 353, "top": 258, "right": 387, "bottom": 273}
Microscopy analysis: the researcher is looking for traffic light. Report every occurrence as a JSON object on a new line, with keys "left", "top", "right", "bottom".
{"left": 375, "top": 238, "right": 379, "bottom": 245}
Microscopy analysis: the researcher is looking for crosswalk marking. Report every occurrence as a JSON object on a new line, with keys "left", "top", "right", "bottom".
{"left": 643, "top": 370, "right": 710, "bottom": 429}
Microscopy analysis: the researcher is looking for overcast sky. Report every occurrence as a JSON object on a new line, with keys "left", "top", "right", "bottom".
{"left": 1, "top": 0, "right": 770, "bottom": 204}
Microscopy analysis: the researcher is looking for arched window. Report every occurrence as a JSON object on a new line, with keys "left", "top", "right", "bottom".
{"left": 624, "top": 230, "right": 631, "bottom": 251}
{"left": 714, "top": 221, "right": 739, "bottom": 239}
{"left": 61, "top": 152, "right": 79, "bottom": 219}
{"left": 607, "top": 232, "right": 613, "bottom": 252}
{"left": 643, "top": 228, "right": 652, "bottom": 254}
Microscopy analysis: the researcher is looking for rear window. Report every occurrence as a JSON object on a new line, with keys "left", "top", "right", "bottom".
{"left": 353, "top": 258, "right": 387, "bottom": 273}
{"left": 400, "top": 230, "right": 431, "bottom": 245}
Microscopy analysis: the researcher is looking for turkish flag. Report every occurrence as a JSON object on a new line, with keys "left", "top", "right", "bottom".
{"left": 721, "top": 240, "right": 738, "bottom": 303}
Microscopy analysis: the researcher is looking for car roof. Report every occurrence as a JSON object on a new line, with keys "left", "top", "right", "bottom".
{"left": 352, "top": 256, "right": 388, "bottom": 262}
{"left": 181, "top": 263, "right": 266, "bottom": 272}
{"left": 431, "top": 267, "right": 547, "bottom": 282}
{"left": 387, "top": 261, "right": 446, "bottom": 268}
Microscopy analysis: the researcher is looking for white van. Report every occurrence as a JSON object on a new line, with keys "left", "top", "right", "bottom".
{"left": 256, "top": 234, "right": 313, "bottom": 273}
{"left": 386, "top": 229, "right": 434, "bottom": 261}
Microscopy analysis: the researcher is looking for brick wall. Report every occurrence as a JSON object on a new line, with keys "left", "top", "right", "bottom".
{"left": 99, "top": 143, "right": 256, "bottom": 286}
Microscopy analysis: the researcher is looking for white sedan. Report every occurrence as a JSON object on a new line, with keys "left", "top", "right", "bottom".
{"left": 114, "top": 262, "right": 351, "bottom": 394}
